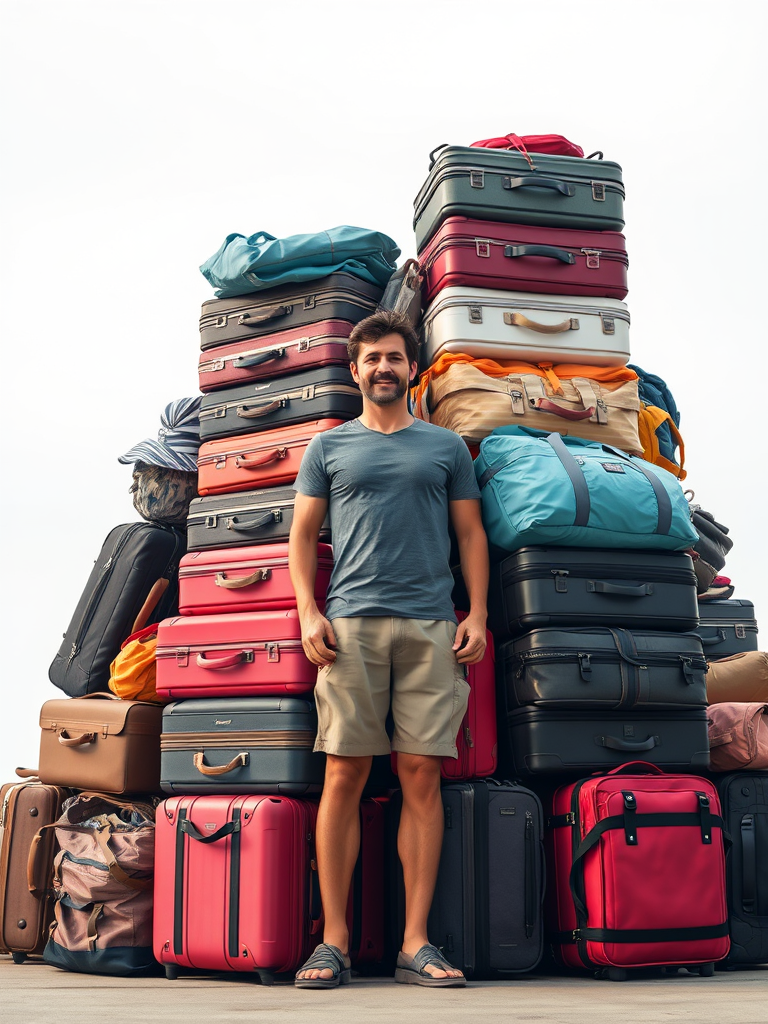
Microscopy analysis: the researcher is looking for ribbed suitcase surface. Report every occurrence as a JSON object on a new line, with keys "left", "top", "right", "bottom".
{"left": 696, "top": 599, "right": 759, "bottom": 658}
{"left": 186, "top": 487, "right": 330, "bottom": 551}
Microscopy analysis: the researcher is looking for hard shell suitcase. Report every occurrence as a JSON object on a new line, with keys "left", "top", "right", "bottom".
{"left": 159, "top": 697, "right": 324, "bottom": 795}
{"left": 198, "top": 319, "right": 353, "bottom": 391}
{"left": 155, "top": 609, "right": 315, "bottom": 700}
{"left": 503, "top": 705, "right": 711, "bottom": 776}
{"left": 481, "top": 547, "right": 699, "bottom": 638}
{"left": 178, "top": 542, "right": 333, "bottom": 616}
{"left": 419, "top": 217, "right": 628, "bottom": 303}
{"left": 199, "top": 366, "right": 361, "bottom": 442}
{"left": 196, "top": 419, "right": 343, "bottom": 496}
{"left": 348, "top": 798, "right": 386, "bottom": 968}
{"left": 420, "top": 286, "right": 630, "bottom": 370}
{"left": 389, "top": 780, "right": 545, "bottom": 977}
{"left": 154, "top": 795, "right": 321, "bottom": 981}
{"left": 413, "top": 145, "right": 625, "bottom": 251}
{"left": 547, "top": 763, "right": 730, "bottom": 975}
{"left": 0, "top": 780, "right": 70, "bottom": 962}
{"left": 498, "top": 627, "right": 708, "bottom": 712}
{"left": 186, "top": 486, "right": 331, "bottom": 552}
{"left": 49, "top": 522, "right": 185, "bottom": 697}
{"left": 199, "top": 271, "right": 382, "bottom": 350}
{"left": 716, "top": 772, "right": 768, "bottom": 965}
{"left": 696, "top": 599, "right": 759, "bottom": 658}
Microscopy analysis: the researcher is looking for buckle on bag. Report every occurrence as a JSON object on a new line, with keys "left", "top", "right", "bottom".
{"left": 468, "top": 305, "right": 483, "bottom": 324}
{"left": 591, "top": 181, "right": 606, "bottom": 201}
{"left": 475, "top": 240, "right": 491, "bottom": 258}
{"left": 469, "top": 170, "right": 485, "bottom": 188}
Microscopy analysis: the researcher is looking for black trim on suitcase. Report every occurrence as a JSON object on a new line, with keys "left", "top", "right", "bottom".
{"left": 741, "top": 814, "right": 756, "bottom": 914}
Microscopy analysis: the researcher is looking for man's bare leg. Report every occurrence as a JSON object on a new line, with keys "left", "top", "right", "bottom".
{"left": 296, "top": 754, "right": 372, "bottom": 981}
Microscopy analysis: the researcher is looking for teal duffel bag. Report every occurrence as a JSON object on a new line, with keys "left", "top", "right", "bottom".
{"left": 475, "top": 425, "right": 698, "bottom": 554}
{"left": 200, "top": 225, "right": 400, "bottom": 298}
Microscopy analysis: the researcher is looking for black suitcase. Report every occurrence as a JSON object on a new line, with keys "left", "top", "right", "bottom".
{"left": 199, "top": 271, "right": 383, "bottom": 351}
{"left": 498, "top": 626, "right": 708, "bottom": 712}
{"left": 481, "top": 547, "right": 699, "bottom": 639}
{"left": 388, "top": 780, "right": 545, "bottom": 978}
{"left": 503, "top": 705, "right": 710, "bottom": 776}
{"left": 186, "top": 486, "right": 331, "bottom": 551}
{"left": 199, "top": 366, "right": 362, "bottom": 442}
{"left": 716, "top": 772, "right": 768, "bottom": 965}
{"left": 160, "top": 697, "right": 324, "bottom": 795}
{"left": 696, "top": 599, "right": 759, "bottom": 659}
{"left": 48, "top": 522, "right": 185, "bottom": 696}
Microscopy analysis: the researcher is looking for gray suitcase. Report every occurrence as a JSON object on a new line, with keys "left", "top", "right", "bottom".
{"left": 186, "top": 486, "right": 331, "bottom": 552}
{"left": 696, "top": 599, "right": 759, "bottom": 658}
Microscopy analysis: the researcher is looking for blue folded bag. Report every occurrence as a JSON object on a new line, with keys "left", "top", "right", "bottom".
{"left": 200, "top": 225, "right": 400, "bottom": 298}
{"left": 475, "top": 425, "right": 698, "bottom": 554}
{"left": 627, "top": 364, "right": 681, "bottom": 465}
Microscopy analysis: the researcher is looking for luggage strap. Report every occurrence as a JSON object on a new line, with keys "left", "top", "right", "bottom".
{"left": 557, "top": 922, "right": 730, "bottom": 944}
{"left": 741, "top": 813, "right": 757, "bottom": 914}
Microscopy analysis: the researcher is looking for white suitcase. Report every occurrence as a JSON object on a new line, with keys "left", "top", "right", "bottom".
{"left": 420, "top": 286, "right": 630, "bottom": 370}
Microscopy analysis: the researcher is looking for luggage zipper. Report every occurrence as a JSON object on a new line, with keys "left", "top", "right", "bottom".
{"left": 524, "top": 810, "right": 535, "bottom": 938}
{"left": 502, "top": 563, "right": 696, "bottom": 587}
{"left": 200, "top": 384, "right": 361, "bottom": 421}
{"left": 461, "top": 786, "right": 476, "bottom": 973}
{"left": 188, "top": 498, "right": 291, "bottom": 526}
{"left": 178, "top": 557, "right": 285, "bottom": 579}
{"left": 200, "top": 290, "right": 378, "bottom": 329}
{"left": 514, "top": 650, "right": 706, "bottom": 671}
{"left": 0, "top": 782, "right": 26, "bottom": 829}
{"left": 196, "top": 438, "right": 304, "bottom": 469}
{"left": 198, "top": 333, "right": 347, "bottom": 373}
{"left": 156, "top": 640, "right": 305, "bottom": 658}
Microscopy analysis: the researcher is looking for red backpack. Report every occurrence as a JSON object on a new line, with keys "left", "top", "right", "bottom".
{"left": 471, "top": 133, "right": 592, "bottom": 167}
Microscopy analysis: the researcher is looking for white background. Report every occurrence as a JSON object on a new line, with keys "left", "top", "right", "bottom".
{"left": 0, "top": 0, "right": 766, "bottom": 782}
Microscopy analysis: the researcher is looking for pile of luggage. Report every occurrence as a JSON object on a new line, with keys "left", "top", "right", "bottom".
{"left": 2, "top": 133, "right": 767, "bottom": 984}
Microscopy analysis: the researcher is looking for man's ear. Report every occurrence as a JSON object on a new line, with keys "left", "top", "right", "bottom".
{"left": 350, "top": 359, "right": 360, "bottom": 384}
{"left": 409, "top": 360, "right": 419, "bottom": 384}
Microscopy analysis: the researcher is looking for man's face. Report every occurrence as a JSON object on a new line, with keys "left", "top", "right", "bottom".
{"left": 350, "top": 333, "right": 417, "bottom": 406}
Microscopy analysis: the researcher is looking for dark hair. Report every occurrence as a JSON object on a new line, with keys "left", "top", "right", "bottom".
{"left": 347, "top": 309, "right": 419, "bottom": 368}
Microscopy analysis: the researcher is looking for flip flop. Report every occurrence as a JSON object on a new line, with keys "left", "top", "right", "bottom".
{"left": 294, "top": 942, "right": 352, "bottom": 989}
{"left": 394, "top": 943, "right": 466, "bottom": 987}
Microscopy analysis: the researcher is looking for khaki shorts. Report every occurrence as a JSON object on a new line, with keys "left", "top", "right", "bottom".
{"left": 313, "top": 617, "right": 470, "bottom": 758}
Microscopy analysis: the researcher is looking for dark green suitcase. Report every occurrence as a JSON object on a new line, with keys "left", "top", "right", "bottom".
{"left": 413, "top": 145, "right": 625, "bottom": 251}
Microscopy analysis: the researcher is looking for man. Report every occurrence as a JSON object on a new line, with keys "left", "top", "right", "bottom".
{"left": 289, "top": 309, "right": 489, "bottom": 989}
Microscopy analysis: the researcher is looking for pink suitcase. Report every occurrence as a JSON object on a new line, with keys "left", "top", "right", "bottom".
{"left": 420, "top": 216, "right": 628, "bottom": 303}
{"left": 154, "top": 795, "right": 321, "bottom": 982}
{"left": 391, "top": 614, "right": 497, "bottom": 780}
{"left": 177, "top": 542, "right": 333, "bottom": 615}
{"left": 155, "top": 609, "right": 315, "bottom": 700}
{"left": 198, "top": 319, "right": 352, "bottom": 392}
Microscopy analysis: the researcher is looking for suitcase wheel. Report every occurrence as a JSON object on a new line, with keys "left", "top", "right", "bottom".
{"left": 257, "top": 969, "right": 275, "bottom": 986}
{"left": 11, "top": 952, "right": 26, "bottom": 965}
{"left": 606, "top": 967, "right": 628, "bottom": 982}
{"left": 164, "top": 965, "right": 179, "bottom": 980}
{"left": 697, "top": 963, "right": 715, "bottom": 978}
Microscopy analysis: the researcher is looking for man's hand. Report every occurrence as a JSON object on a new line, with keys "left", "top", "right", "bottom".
{"left": 300, "top": 608, "right": 338, "bottom": 667}
{"left": 452, "top": 613, "right": 487, "bottom": 665}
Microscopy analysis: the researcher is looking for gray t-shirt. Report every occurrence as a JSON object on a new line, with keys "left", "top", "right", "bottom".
{"left": 294, "top": 418, "right": 480, "bottom": 621}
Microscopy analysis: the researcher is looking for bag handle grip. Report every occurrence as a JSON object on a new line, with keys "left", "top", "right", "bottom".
{"left": 534, "top": 398, "right": 595, "bottom": 421}
{"left": 235, "top": 447, "right": 287, "bottom": 470}
{"left": 238, "top": 305, "right": 290, "bottom": 326}
{"left": 93, "top": 826, "right": 152, "bottom": 892}
{"left": 132, "top": 577, "right": 170, "bottom": 634}
{"left": 232, "top": 348, "right": 285, "bottom": 369}
{"left": 227, "top": 510, "right": 279, "bottom": 533}
{"left": 236, "top": 398, "right": 287, "bottom": 420}
{"left": 196, "top": 650, "right": 253, "bottom": 670}
{"left": 58, "top": 730, "right": 96, "bottom": 747}
{"left": 504, "top": 311, "right": 579, "bottom": 334}
{"left": 597, "top": 734, "right": 659, "bottom": 752}
{"left": 27, "top": 824, "right": 56, "bottom": 897}
{"left": 504, "top": 243, "right": 576, "bottom": 264}
{"left": 503, "top": 175, "right": 575, "bottom": 196}
{"left": 601, "top": 760, "right": 666, "bottom": 776}
{"left": 589, "top": 580, "right": 653, "bottom": 598}
{"left": 215, "top": 567, "right": 271, "bottom": 590}
{"left": 193, "top": 752, "right": 250, "bottom": 776}
{"left": 180, "top": 816, "right": 241, "bottom": 845}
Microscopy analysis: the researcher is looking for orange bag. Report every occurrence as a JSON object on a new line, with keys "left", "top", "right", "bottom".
{"left": 637, "top": 403, "right": 686, "bottom": 480}
{"left": 108, "top": 624, "right": 162, "bottom": 703}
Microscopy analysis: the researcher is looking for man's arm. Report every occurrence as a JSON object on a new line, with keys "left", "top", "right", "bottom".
{"left": 449, "top": 498, "right": 489, "bottom": 665}
{"left": 288, "top": 493, "right": 337, "bottom": 667}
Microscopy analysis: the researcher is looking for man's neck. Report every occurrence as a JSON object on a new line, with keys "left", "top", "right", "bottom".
{"left": 358, "top": 399, "right": 414, "bottom": 435}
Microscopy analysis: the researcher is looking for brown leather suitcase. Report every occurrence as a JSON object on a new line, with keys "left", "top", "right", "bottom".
{"left": 0, "top": 779, "right": 69, "bottom": 961}
{"left": 34, "top": 693, "right": 163, "bottom": 794}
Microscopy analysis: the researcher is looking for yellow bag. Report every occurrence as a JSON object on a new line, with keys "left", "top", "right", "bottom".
{"left": 108, "top": 624, "right": 162, "bottom": 703}
{"left": 637, "top": 402, "right": 686, "bottom": 480}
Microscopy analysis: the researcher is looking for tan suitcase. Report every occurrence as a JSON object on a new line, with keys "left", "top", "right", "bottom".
{"left": 706, "top": 651, "right": 768, "bottom": 704}
{"left": 34, "top": 693, "right": 162, "bottom": 795}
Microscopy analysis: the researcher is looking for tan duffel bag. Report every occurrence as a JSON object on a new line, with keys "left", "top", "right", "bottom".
{"left": 413, "top": 354, "right": 642, "bottom": 452}
{"left": 706, "top": 651, "right": 768, "bottom": 704}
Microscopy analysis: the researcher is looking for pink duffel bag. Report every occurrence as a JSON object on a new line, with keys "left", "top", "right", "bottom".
{"left": 707, "top": 702, "right": 768, "bottom": 771}
{"left": 470, "top": 133, "right": 586, "bottom": 159}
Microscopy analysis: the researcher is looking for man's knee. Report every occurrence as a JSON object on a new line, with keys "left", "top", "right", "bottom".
{"left": 323, "top": 754, "right": 372, "bottom": 796}
{"left": 397, "top": 753, "right": 442, "bottom": 799}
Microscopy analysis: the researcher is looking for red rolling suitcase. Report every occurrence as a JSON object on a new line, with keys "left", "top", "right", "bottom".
{"left": 196, "top": 419, "right": 343, "bottom": 496}
{"left": 419, "top": 217, "right": 628, "bottom": 303}
{"left": 178, "top": 542, "right": 333, "bottom": 616}
{"left": 154, "top": 795, "right": 321, "bottom": 982}
{"left": 155, "top": 609, "right": 315, "bottom": 700}
{"left": 546, "top": 762, "right": 730, "bottom": 978}
{"left": 198, "top": 320, "right": 353, "bottom": 392}
{"left": 347, "top": 798, "right": 386, "bottom": 967}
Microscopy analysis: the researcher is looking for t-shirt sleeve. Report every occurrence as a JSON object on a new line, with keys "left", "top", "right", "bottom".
{"left": 294, "top": 434, "right": 330, "bottom": 498}
{"left": 449, "top": 436, "right": 482, "bottom": 501}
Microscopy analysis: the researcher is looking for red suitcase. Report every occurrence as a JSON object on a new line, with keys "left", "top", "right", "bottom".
{"left": 198, "top": 319, "right": 353, "bottom": 392}
{"left": 197, "top": 419, "right": 343, "bottom": 497}
{"left": 347, "top": 798, "right": 386, "bottom": 967}
{"left": 546, "top": 762, "right": 730, "bottom": 978}
{"left": 391, "top": 614, "right": 496, "bottom": 780}
{"left": 420, "top": 216, "right": 628, "bottom": 304}
{"left": 154, "top": 795, "right": 321, "bottom": 981}
{"left": 178, "top": 542, "right": 333, "bottom": 616}
{"left": 155, "top": 609, "right": 315, "bottom": 700}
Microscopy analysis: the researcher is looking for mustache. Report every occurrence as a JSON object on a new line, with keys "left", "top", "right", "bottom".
{"left": 372, "top": 373, "right": 399, "bottom": 383}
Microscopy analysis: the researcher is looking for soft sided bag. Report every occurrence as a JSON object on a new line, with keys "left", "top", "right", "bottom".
{"left": 471, "top": 133, "right": 586, "bottom": 159}
{"left": 627, "top": 364, "right": 682, "bottom": 468}
{"left": 706, "top": 652, "right": 768, "bottom": 704}
{"left": 475, "top": 425, "right": 699, "bottom": 554}
{"left": 108, "top": 625, "right": 161, "bottom": 703}
{"left": 707, "top": 703, "right": 768, "bottom": 771}
{"left": 637, "top": 404, "right": 686, "bottom": 480}
{"left": 200, "top": 225, "right": 400, "bottom": 298}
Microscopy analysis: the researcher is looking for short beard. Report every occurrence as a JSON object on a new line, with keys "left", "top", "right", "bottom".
{"left": 360, "top": 378, "right": 407, "bottom": 406}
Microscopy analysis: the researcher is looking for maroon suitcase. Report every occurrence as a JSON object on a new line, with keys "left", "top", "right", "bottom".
{"left": 420, "top": 216, "right": 628, "bottom": 303}
{"left": 348, "top": 798, "right": 386, "bottom": 967}
{"left": 198, "top": 320, "right": 353, "bottom": 392}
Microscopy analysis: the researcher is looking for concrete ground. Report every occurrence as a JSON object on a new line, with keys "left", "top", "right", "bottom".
{"left": 3, "top": 957, "right": 766, "bottom": 1024}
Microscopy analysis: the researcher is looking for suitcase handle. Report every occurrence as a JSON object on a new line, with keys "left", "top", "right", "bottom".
{"left": 597, "top": 734, "right": 659, "bottom": 752}
{"left": 238, "top": 305, "right": 290, "bottom": 326}
{"left": 503, "top": 312, "right": 579, "bottom": 334}
{"left": 193, "top": 751, "right": 250, "bottom": 776}
{"left": 588, "top": 580, "right": 654, "bottom": 598}
{"left": 698, "top": 630, "right": 727, "bottom": 647}
{"left": 235, "top": 447, "right": 288, "bottom": 470}
{"left": 27, "top": 824, "right": 56, "bottom": 898}
{"left": 232, "top": 348, "right": 285, "bottom": 369}
{"left": 58, "top": 730, "right": 96, "bottom": 747}
{"left": 228, "top": 510, "right": 280, "bottom": 533}
{"left": 180, "top": 815, "right": 241, "bottom": 845}
{"left": 504, "top": 244, "right": 576, "bottom": 264}
{"left": 196, "top": 650, "right": 254, "bottom": 670}
{"left": 215, "top": 567, "right": 272, "bottom": 589}
{"left": 602, "top": 760, "right": 666, "bottom": 776}
{"left": 534, "top": 398, "right": 594, "bottom": 421}
{"left": 502, "top": 175, "right": 575, "bottom": 196}
{"left": 236, "top": 398, "right": 287, "bottom": 419}
{"left": 428, "top": 143, "right": 449, "bottom": 169}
